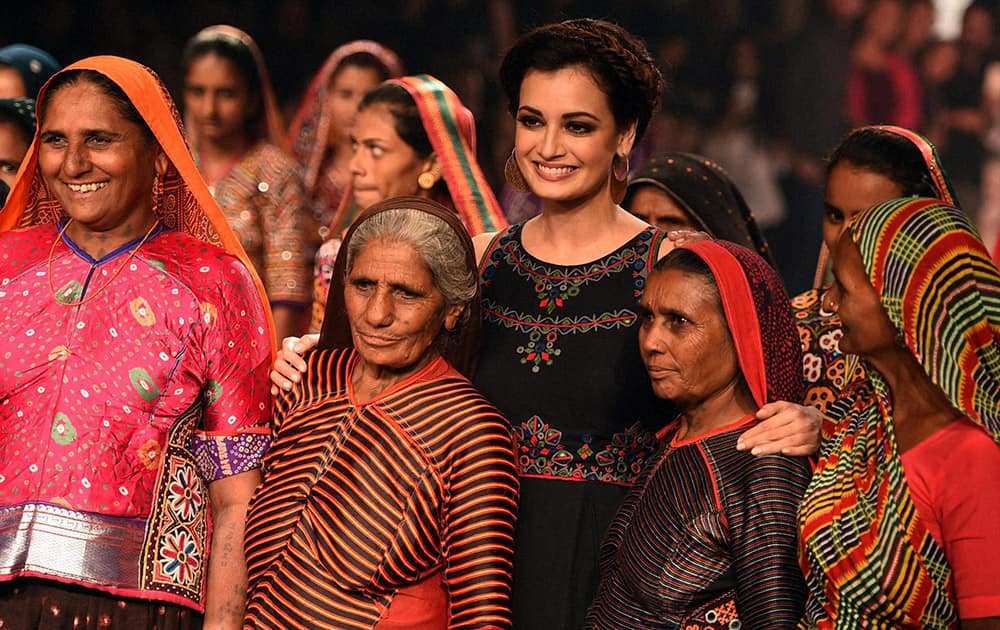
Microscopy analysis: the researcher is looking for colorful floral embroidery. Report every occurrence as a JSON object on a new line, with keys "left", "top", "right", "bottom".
{"left": 515, "top": 416, "right": 658, "bottom": 485}
{"left": 483, "top": 228, "right": 654, "bottom": 306}
{"left": 482, "top": 299, "right": 638, "bottom": 373}
{"left": 159, "top": 527, "right": 200, "bottom": 587}
{"left": 480, "top": 225, "right": 654, "bottom": 373}
{"left": 167, "top": 464, "right": 203, "bottom": 522}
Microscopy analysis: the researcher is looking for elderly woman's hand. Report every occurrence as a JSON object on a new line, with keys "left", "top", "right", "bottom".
{"left": 270, "top": 334, "right": 319, "bottom": 395}
{"left": 736, "top": 401, "right": 822, "bottom": 456}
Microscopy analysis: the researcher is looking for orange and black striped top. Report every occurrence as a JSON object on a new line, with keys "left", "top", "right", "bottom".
{"left": 243, "top": 347, "right": 519, "bottom": 629}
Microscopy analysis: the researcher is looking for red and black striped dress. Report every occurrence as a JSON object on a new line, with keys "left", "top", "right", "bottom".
{"left": 585, "top": 415, "right": 811, "bottom": 629}
{"left": 243, "top": 348, "right": 519, "bottom": 629}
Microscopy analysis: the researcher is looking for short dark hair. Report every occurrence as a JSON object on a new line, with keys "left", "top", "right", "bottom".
{"left": 827, "top": 128, "right": 940, "bottom": 198}
{"left": 357, "top": 82, "right": 433, "bottom": 158}
{"left": 499, "top": 18, "right": 663, "bottom": 142}
{"left": 41, "top": 69, "right": 153, "bottom": 142}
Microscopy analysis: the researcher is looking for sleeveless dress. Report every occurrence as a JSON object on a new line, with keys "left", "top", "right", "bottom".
{"left": 475, "top": 223, "right": 671, "bottom": 629}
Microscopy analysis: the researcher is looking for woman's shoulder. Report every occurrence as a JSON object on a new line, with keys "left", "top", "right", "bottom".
{"left": 702, "top": 427, "right": 812, "bottom": 487}
{"left": 142, "top": 232, "right": 259, "bottom": 293}
{"left": 250, "top": 141, "right": 299, "bottom": 168}
{"left": 0, "top": 223, "right": 55, "bottom": 249}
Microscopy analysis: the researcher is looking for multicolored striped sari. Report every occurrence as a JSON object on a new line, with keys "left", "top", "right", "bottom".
{"left": 798, "top": 197, "right": 1000, "bottom": 628}
{"left": 325, "top": 74, "right": 506, "bottom": 238}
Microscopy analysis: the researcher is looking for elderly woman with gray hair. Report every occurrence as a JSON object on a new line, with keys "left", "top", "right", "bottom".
{"left": 243, "top": 196, "right": 519, "bottom": 629}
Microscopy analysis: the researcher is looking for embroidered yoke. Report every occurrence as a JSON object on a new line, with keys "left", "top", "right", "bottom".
{"left": 475, "top": 223, "right": 670, "bottom": 629}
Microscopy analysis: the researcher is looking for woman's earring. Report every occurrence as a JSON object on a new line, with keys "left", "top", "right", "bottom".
{"left": 151, "top": 174, "right": 164, "bottom": 215}
{"left": 418, "top": 171, "right": 438, "bottom": 190}
{"left": 505, "top": 149, "right": 530, "bottom": 193}
{"left": 610, "top": 153, "right": 629, "bottom": 204}
{"left": 821, "top": 292, "right": 837, "bottom": 314}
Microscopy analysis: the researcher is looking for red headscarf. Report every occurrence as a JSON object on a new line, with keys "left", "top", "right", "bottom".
{"left": 678, "top": 240, "right": 803, "bottom": 406}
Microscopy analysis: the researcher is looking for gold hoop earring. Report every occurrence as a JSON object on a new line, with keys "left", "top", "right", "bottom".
{"left": 505, "top": 149, "right": 529, "bottom": 193}
{"left": 418, "top": 171, "right": 437, "bottom": 191}
{"left": 610, "top": 154, "right": 629, "bottom": 204}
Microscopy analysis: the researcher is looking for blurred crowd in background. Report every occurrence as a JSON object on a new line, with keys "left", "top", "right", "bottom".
{"left": 3, "top": 0, "right": 999, "bottom": 293}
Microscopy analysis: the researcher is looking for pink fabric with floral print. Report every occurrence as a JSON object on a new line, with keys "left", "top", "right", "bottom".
{"left": 0, "top": 224, "right": 271, "bottom": 609}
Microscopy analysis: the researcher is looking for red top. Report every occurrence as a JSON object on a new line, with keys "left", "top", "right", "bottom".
{"left": 901, "top": 418, "right": 1000, "bottom": 620}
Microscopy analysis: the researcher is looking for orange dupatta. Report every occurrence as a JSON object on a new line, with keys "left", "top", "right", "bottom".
{"left": 0, "top": 55, "right": 276, "bottom": 353}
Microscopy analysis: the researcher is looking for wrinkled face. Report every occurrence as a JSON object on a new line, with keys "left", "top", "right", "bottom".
{"left": 638, "top": 267, "right": 741, "bottom": 409}
{"left": 345, "top": 238, "right": 463, "bottom": 375}
{"left": 626, "top": 185, "right": 696, "bottom": 232}
{"left": 823, "top": 161, "right": 903, "bottom": 252}
{"left": 184, "top": 53, "right": 255, "bottom": 144}
{"left": 827, "top": 231, "right": 897, "bottom": 356}
{"left": 349, "top": 103, "right": 428, "bottom": 209}
{"left": 0, "top": 121, "right": 29, "bottom": 188}
{"left": 513, "top": 66, "right": 632, "bottom": 207}
{"left": 38, "top": 82, "right": 163, "bottom": 232}
{"left": 0, "top": 66, "right": 26, "bottom": 99}
{"left": 326, "top": 64, "right": 383, "bottom": 146}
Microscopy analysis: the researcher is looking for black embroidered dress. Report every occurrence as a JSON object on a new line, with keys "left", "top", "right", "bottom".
{"left": 475, "top": 224, "right": 670, "bottom": 629}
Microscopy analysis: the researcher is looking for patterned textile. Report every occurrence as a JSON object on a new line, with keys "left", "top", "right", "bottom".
{"left": 587, "top": 240, "right": 808, "bottom": 629}
{"left": 798, "top": 198, "right": 1000, "bottom": 628}
{"left": 0, "top": 579, "right": 202, "bottom": 629}
{"left": 312, "top": 74, "right": 505, "bottom": 331}
{"left": 475, "top": 223, "right": 672, "bottom": 628}
{"left": 287, "top": 40, "right": 404, "bottom": 237}
{"left": 244, "top": 349, "right": 518, "bottom": 629}
{"left": 795, "top": 125, "right": 955, "bottom": 414}
{"left": 624, "top": 152, "right": 776, "bottom": 266}
{"left": 0, "top": 56, "right": 273, "bottom": 612}
{"left": 209, "top": 140, "right": 310, "bottom": 305}
{"left": 0, "top": 97, "right": 36, "bottom": 133}
{"left": 183, "top": 27, "right": 310, "bottom": 307}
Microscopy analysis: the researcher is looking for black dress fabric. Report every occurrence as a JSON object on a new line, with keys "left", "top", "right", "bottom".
{"left": 475, "top": 223, "right": 671, "bottom": 629}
